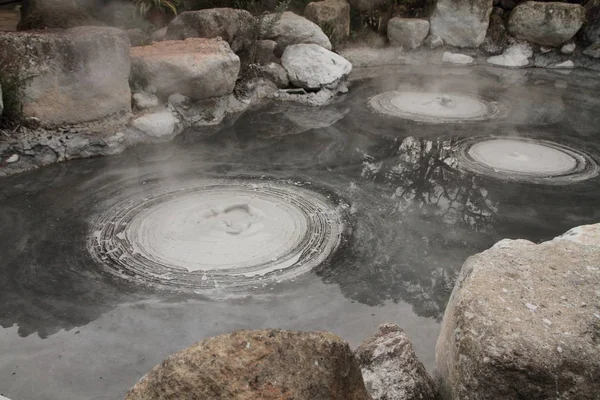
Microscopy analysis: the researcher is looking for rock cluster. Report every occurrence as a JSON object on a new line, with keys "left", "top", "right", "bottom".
{"left": 435, "top": 224, "right": 600, "bottom": 399}
{"left": 125, "top": 329, "right": 371, "bottom": 400}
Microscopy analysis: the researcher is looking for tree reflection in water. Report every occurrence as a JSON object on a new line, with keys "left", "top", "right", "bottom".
{"left": 319, "top": 136, "right": 499, "bottom": 320}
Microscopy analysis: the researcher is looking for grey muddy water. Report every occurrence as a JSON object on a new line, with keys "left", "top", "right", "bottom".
{"left": 1, "top": 66, "right": 600, "bottom": 400}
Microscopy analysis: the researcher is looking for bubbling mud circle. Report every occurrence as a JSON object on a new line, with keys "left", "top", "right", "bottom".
{"left": 89, "top": 179, "right": 346, "bottom": 292}
{"left": 456, "top": 137, "right": 599, "bottom": 184}
{"left": 369, "top": 91, "right": 506, "bottom": 123}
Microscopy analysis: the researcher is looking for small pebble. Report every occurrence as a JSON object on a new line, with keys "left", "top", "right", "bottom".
{"left": 557, "top": 346, "right": 563, "bottom": 353}
{"left": 543, "top": 318, "right": 552, "bottom": 326}
{"left": 6, "top": 154, "right": 19, "bottom": 163}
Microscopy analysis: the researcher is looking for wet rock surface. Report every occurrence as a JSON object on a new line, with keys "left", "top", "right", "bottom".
{"left": 130, "top": 38, "right": 240, "bottom": 101}
{"left": 387, "top": 18, "right": 430, "bottom": 50}
{"left": 435, "top": 224, "right": 600, "bottom": 400}
{"left": 508, "top": 1, "right": 586, "bottom": 47}
{"left": 583, "top": 0, "right": 600, "bottom": 43}
{"left": 164, "top": 8, "right": 254, "bottom": 53}
{"left": 356, "top": 324, "right": 435, "bottom": 400}
{"left": 430, "top": 0, "right": 494, "bottom": 47}
{"left": 0, "top": 27, "right": 131, "bottom": 125}
{"left": 281, "top": 43, "right": 352, "bottom": 90}
{"left": 125, "top": 329, "right": 371, "bottom": 400}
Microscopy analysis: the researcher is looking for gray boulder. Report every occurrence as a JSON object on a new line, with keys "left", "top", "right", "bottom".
{"left": 387, "top": 18, "right": 429, "bottom": 49}
{"left": 130, "top": 38, "right": 240, "bottom": 101}
{"left": 262, "top": 12, "right": 332, "bottom": 55}
{"left": 430, "top": 0, "right": 493, "bottom": 47}
{"left": 508, "top": 1, "right": 585, "bottom": 47}
{"left": 251, "top": 63, "right": 290, "bottom": 88}
{"left": 281, "top": 43, "right": 352, "bottom": 90}
{"left": 0, "top": 27, "right": 131, "bottom": 125}
{"left": 304, "top": 0, "right": 351, "bottom": 41}
{"left": 356, "top": 324, "right": 435, "bottom": 400}
{"left": 165, "top": 8, "right": 255, "bottom": 53}
{"left": 0, "top": 84, "right": 3, "bottom": 117}
{"left": 253, "top": 39, "right": 278, "bottom": 64}
{"left": 132, "top": 111, "right": 180, "bottom": 138}
{"left": 125, "top": 329, "right": 371, "bottom": 400}
{"left": 583, "top": 0, "right": 600, "bottom": 43}
{"left": 482, "top": 14, "right": 508, "bottom": 55}
{"left": 435, "top": 224, "right": 600, "bottom": 400}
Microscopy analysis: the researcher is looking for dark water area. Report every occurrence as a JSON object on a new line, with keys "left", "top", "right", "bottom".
{"left": 1, "top": 65, "right": 600, "bottom": 399}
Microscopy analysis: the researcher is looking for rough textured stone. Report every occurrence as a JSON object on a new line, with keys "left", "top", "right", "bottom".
{"left": 583, "top": 0, "right": 600, "bottom": 43}
{"left": 132, "top": 111, "right": 179, "bottom": 138}
{"left": 281, "top": 43, "right": 352, "bottom": 90}
{"left": 424, "top": 33, "right": 444, "bottom": 49}
{"left": 561, "top": 42, "right": 576, "bottom": 55}
{"left": 304, "top": 0, "right": 351, "bottom": 41}
{"left": 430, "top": 0, "right": 493, "bottom": 47}
{"left": 584, "top": 41, "right": 600, "bottom": 58}
{"left": 508, "top": 1, "right": 585, "bottom": 47}
{"left": 125, "top": 329, "right": 371, "bottom": 400}
{"left": 252, "top": 63, "right": 290, "bottom": 88}
{"left": 442, "top": 52, "right": 474, "bottom": 65}
{"left": 387, "top": 18, "right": 429, "bottom": 49}
{"left": 482, "top": 14, "right": 508, "bottom": 55}
{"left": 130, "top": 38, "right": 240, "bottom": 101}
{"left": 487, "top": 41, "right": 532, "bottom": 67}
{"left": 0, "top": 84, "right": 3, "bottom": 117}
{"left": 165, "top": 8, "right": 255, "bottom": 53}
{"left": 435, "top": 224, "right": 600, "bottom": 400}
{"left": 0, "top": 27, "right": 131, "bottom": 125}
{"left": 356, "top": 324, "right": 435, "bottom": 400}
{"left": 262, "top": 12, "right": 332, "bottom": 55}
{"left": 133, "top": 92, "right": 160, "bottom": 110}
{"left": 18, "top": 0, "right": 103, "bottom": 30}
{"left": 254, "top": 39, "right": 277, "bottom": 64}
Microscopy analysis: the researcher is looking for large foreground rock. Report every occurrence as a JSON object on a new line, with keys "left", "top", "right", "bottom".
{"left": 356, "top": 324, "right": 435, "bottom": 400}
{"left": 0, "top": 27, "right": 130, "bottom": 125}
{"left": 281, "top": 43, "right": 352, "bottom": 90}
{"left": 583, "top": 0, "right": 600, "bottom": 43}
{"left": 429, "top": 0, "right": 493, "bottom": 47}
{"left": 125, "top": 329, "right": 371, "bottom": 400}
{"left": 18, "top": 0, "right": 102, "bottom": 30}
{"left": 508, "top": 1, "right": 585, "bottom": 47}
{"left": 387, "top": 18, "right": 429, "bottom": 49}
{"left": 435, "top": 224, "right": 600, "bottom": 399}
{"left": 262, "top": 11, "right": 332, "bottom": 55}
{"left": 164, "top": 8, "right": 254, "bottom": 53}
{"left": 304, "top": 0, "right": 351, "bottom": 40}
{"left": 130, "top": 38, "right": 240, "bottom": 101}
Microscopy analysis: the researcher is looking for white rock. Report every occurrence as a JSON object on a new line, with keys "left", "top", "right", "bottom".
{"left": 5, "top": 154, "right": 19, "bottom": 163}
{"left": 487, "top": 42, "right": 532, "bottom": 67}
{"left": 281, "top": 43, "right": 352, "bottom": 90}
{"left": 442, "top": 52, "right": 474, "bottom": 65}
{"left": 132, "top": 111, "right": 179, "bottom": 138}
{"left": 262, "top": 12, "right": 332, "bottom": 53}
{"left": 561, "top": 42, "right": 576, "bottom": 55}
{"left": 133, "top": 92, "right": 160, "bottom": 110}
{"left": 551, "top": 60, "right": 575, "bottom": 69}
{"left": 387, "top": 18, "right": 430, "bottom": 49}
{"left": 430, "top": 0, "right": 493, "bottom": 47}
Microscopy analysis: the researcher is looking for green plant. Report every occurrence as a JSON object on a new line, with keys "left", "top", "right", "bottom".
{"left": 133, "top": 0, "right": 181, "bottom": 16}
{"left": 244, "top": 0, "right": 291, "bottom": 64}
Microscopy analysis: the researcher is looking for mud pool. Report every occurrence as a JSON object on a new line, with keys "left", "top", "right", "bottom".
{"left": 1, "top": 66, "right": 600, "bottom": 399}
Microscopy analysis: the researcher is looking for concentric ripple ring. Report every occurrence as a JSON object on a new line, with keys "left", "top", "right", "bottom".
{"left": 369, "top": 91, "right": 506, "bottom": 123}
{"left": 89, "top": 178, "right": 346, "bottom": 292}
{"left": 456, "top": 137, "right": 599, "bottom": 184}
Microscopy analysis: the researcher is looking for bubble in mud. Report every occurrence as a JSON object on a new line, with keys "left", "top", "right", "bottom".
{"left": 368, "top": 91, "right": 506, "bottom": 123}
{"left": 88, "top": 178, "right": 346, "bottom": 293}
{"left": 455, "top": 137, "right": 599, "bottom": 184}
